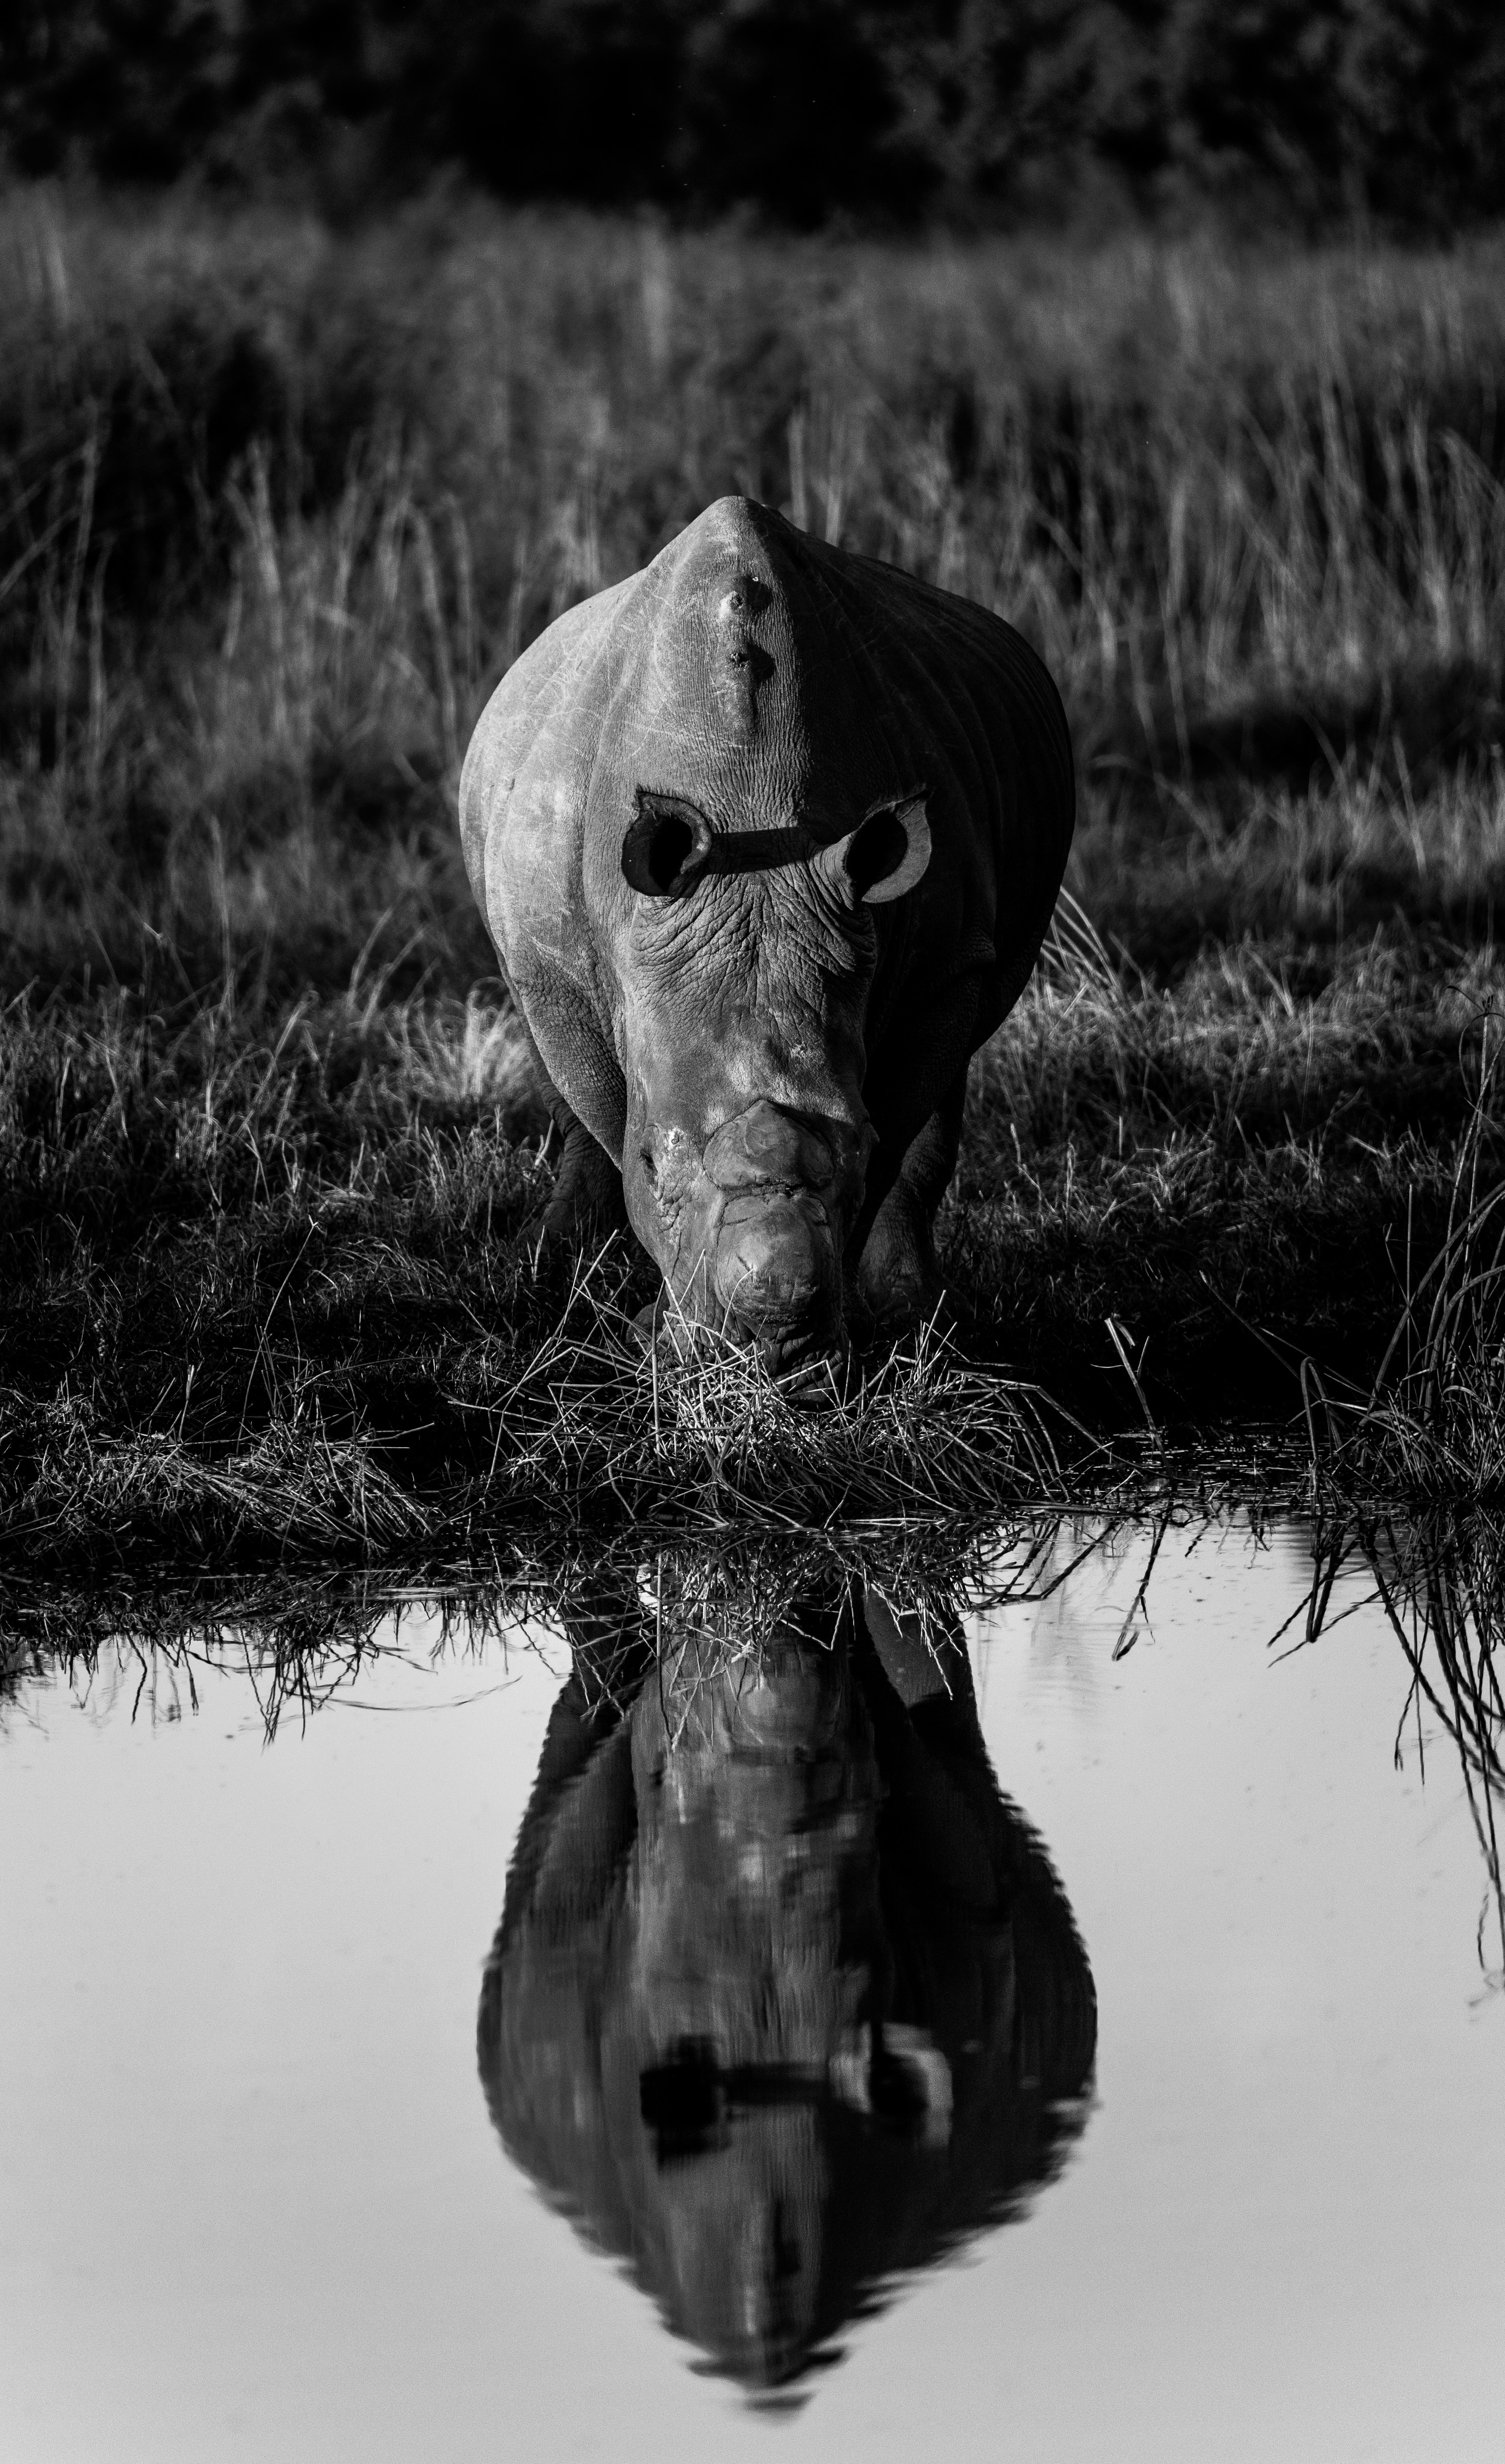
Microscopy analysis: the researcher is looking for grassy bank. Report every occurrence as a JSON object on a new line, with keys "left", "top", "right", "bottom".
{"left": 3, "top": 926, "right": 1499, "bottom": 1566}
{"left": 6, "top": 192, "right": 1505, "bottom": 1563}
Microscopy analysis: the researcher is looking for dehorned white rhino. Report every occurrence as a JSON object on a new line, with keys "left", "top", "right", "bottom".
{"left": 460, "top": 496, "right": 1074, "bottom": 1367}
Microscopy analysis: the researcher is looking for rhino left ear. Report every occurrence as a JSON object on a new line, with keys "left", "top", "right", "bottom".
{"left": 817, "top": 789, "right": 931, "bottom": 907}
{"left": 622, "top": 789, "right": 716, "bottom": 897}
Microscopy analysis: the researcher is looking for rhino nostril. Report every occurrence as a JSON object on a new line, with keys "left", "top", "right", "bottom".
{"left": 639, "top": 1144, "right": 659, "bottom": 1187}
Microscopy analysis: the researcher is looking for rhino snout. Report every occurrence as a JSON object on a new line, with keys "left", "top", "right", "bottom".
{"left": 712, "top": 1194, "right": 840, "bottom": 1351}
{"left": 702, "top": 1100, "right": 841, "bottom": 1194}
{"left": 635, "top": 1099, "right": 864, "bottom": 1369}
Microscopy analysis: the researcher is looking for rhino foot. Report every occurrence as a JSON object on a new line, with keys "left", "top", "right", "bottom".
{"left": 535, "top": 1118, "right": 627, "bottom": 1248}
{"left": 852, "top": 1075, "right": 965, "bottom": 1347}
{"left": 854, "top": 1178, "right": 944, "bottom": 1345}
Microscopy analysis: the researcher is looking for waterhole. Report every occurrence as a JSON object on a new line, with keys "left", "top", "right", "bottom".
{"left": 2, "top": 1516, "right": 1499, "bottom": 2462}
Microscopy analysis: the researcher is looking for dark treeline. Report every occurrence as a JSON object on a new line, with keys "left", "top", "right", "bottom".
{"left": 3, "top": 1, "right": 1503, "bottom": 229}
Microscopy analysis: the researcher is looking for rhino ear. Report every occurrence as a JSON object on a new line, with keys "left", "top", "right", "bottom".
{"left": 817, "top": 789, "right": 931, "bottom": 907}
{"left": 622, "top": 789, "right": 716, "bottom": 897}
{"left": 829, "top": 2020, "right": 954, "bottom": 2150}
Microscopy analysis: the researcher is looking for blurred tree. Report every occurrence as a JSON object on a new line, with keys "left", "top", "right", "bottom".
{"left": 232, "top": 0, "right": 376, "bottom": 118}
{"left": 1342, "top": 0, "right": 1505, "bottom": 223}
{"left": 1, "top": 1, "right": 230, "bottom": 179}
{"left": 0, "top": 0, "right": 1500, "bottom": 228}
{"left": 1069, "top": 3, "right": 1176, "bottom": 182}
{"left": 1168, "top": 0, "right": 1350, "bottom": 212}
{"left": 382, "top": 0, "right": 681, "bottom": 206}
{"left": 672, "top": 0, "right": 927, "bottom": 221}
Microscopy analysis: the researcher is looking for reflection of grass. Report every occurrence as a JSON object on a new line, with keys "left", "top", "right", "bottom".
{"left": 1308, "top": 1017, "right": 1505, "bottom": 1503}
{"left": 0, "top": 1511, "right": 1134, "bottom": 1730}
{"left": 0, "top": 1521, "right": 1024, "bottom": 1732}
{"left": 11, "top": 1501, "right": 1501, "bottom": 1990}
{"left": 1302, "top": 1511, "right": 1505, "bottom": 1989}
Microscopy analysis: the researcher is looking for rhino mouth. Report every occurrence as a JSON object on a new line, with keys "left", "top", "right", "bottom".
{"left": 711, "top": 1190, "right": 839, "bottom": 1330}
{"left": 635, "top": 1284, "right": 851, "bottom": 1392}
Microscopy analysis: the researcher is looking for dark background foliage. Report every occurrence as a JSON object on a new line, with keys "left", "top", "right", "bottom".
{"left": 3, "top": 0, "right": 1503, "bottom": 228}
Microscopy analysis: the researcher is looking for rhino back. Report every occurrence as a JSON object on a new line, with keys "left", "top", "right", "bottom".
{"left": 779, "top": 523, "right": 1075, "bottom": 1058}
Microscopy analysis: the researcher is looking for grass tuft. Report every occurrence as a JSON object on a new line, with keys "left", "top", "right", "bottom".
{"left": 1318, "top": 1016, "right": 1505, "bottom": 1501}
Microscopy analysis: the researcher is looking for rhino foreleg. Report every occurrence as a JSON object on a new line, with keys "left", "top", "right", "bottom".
{"left": 540, "top": 1107, "right": 628, "bottom": 1245}
{"left": 505, "top": 1005, "right": 628, "bottom": 1249}
{"left": 853, "top": 1069, "right": 967, "bottom": 1341}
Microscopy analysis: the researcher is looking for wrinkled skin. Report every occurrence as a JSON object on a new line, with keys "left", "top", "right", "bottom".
{"left": 460, "top": 496, "right": 1074, "bottom": 1367}
{"left": 477, "top": 1571, "right": 1097, "bottom": 2390}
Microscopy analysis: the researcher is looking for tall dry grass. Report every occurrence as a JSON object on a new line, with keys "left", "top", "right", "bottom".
{"left": 5, "top": 191, "right": 1505, "bottom": 994}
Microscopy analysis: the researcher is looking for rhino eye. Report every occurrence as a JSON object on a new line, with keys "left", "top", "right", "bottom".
{"left": 622, "top": 790, "right": 715, "bottom": 897}
{"left": 846, "top": 806, "right": 908, "bottom": 899}
{"left": 648, "top": 812, "right": 693, "bottom": 883}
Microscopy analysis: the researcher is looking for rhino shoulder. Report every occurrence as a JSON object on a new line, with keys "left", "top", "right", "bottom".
{"left": 459, "top": 573, "right": 637, "bottom": 970}
{"left": 834, "top": 539, "right": 1074, "bottom": 844}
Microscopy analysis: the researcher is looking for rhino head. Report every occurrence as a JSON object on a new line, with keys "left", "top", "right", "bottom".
{"left": 616, "top": 781, "right": 931, "bottom": 1371}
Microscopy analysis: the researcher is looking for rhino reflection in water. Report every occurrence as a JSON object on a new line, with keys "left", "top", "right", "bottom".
{"left": 477, "top": 1576, "right": 1096, "bottom": 2393}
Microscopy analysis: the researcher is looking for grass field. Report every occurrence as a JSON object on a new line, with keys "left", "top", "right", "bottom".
{"left": 6, "top": 189, "right": 1505, "bottom": 1567}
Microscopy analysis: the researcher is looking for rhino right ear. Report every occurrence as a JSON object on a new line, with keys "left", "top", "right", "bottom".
{"left": 816, "top": 788, "right": 931, "bottom": 907}
{"left": 622, "top": 790, "right": 716, "bottom": 897}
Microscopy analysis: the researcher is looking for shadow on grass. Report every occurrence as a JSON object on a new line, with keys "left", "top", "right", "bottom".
{"left": 1094, "top": 655, "right": 1505, "bottom": 816}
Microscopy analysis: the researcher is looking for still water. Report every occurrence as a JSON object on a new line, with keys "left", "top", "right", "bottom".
{"left": 2, "top": 1518, "right": 1501, "bottom": 2463}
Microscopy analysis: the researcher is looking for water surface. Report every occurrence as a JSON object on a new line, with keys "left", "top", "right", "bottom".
{"left": 2, "top": 1519, "right": 1499, "bottom": 2462}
